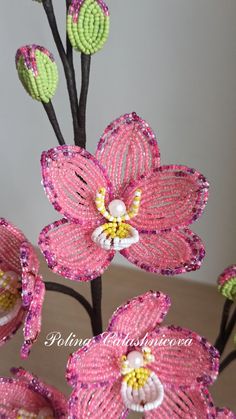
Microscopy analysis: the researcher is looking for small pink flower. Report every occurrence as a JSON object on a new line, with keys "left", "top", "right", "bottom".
{"left": 0, "top": 218, "right": 45, "bottom": 358}
{"left": 0, "top": 367, "right": 67, "bottom": 418}
{"left": 66, "top": 291, "right": 234, "bottom": 418}
{"left": 39, "top": 113, "right": 209, "bottom": 281}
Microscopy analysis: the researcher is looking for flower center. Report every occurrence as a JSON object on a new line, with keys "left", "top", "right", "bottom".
{"left": 92, "top": 188, "right": 141, "bottom": 251}
{"left": 0, "top": 270, "right": 21, "bottom": 326}
{"left": 17, "top": 407, "right": 54, "bottom": 418}
{"left": 120, "top": 348, "right": 164, "bottom": 412}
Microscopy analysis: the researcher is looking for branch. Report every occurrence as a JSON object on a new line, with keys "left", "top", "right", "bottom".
{"left": 42, "top": 0, "right": 80, "bottom": 143}
{"left": 214, "top": 299, "right": 233, "bottom": 353}
{"left": 77, "top": 54, "right": 91, "bottom": 148}
{"left": 45, "top": 281, "right": 93, "bottom": 318}
{"left": 90, "top": 276, "right": 103, "bottom": 335}
{"left": 215, "top": 306, "right": 236, "bottom": 355}
{"left": 42, "top": 102, "right": 65, "bottom": 145}
{"left": 219, "top": 350, "right": 236, "bottom": 374}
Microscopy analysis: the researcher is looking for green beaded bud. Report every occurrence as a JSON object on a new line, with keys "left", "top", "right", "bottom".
{"left": 218, "top": 265, "right": 236, "bottom": 301}
{"left": 67, "top": 0, "right": 110, "bottom": 55}
{"left": 16, "top": 45, "right": 58, "bottom": 103}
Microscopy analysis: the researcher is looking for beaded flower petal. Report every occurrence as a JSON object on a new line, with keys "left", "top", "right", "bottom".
{"left": 0, "top": 218, "right": 45, "bottom": 358}
{"left": 66, "top": 291, "right": 227, "bottom": 417}
{"left": 0, "top": 367, "right": 67, "bottom": 418}
{"left": 39, "top": 112, "right": 209, "bottom": 281}
{"left": 218, "top": 265, "right": 236, "bottom": 301}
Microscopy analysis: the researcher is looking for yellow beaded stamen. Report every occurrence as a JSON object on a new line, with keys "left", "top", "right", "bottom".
{"left": 17, "top": 409, "right": 37, "bottom": 419}
{"left": 120, "top": 348, "right": 155, "bottom": 390}
{"left": 0, "top": 270, "right": 21, "bottom": 311}
{"left": 120, "top": 350, "right": 164, "bottom": 412}
{"left": 93, "top": 188, "right": 141, "bottom": 250}
{"left": 127, "top": 189, "right": 142, "bottom": 219}
{"left": 123, "top": 367, "right": 151, "bottom": 390}
{"left": 95, "top": 188, "right": 142, "bottom": 222}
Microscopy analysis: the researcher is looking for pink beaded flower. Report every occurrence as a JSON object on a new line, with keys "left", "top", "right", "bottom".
{"left": 39, "top": 112, "right": 209, "bottom": 281}
{"left": 0, "top": 367, "right": 67, "bottom": 418}
{"left": 0, "top": 218, "right": 45, "bottom": 358}
{"left": 66, "top": 291, "right": 235, "bottom": 418}
{"left": 218, "top": 265, "right": 236, "bottom": 301}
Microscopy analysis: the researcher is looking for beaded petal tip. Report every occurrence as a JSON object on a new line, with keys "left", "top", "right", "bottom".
{"left": 66, "top": 291, "right": 235, "bottom": 417}
{"left": 39, "top": 113, "right": 209, "bottom": 282}
{"left": 16, "top": 45, "right": 58, "bottom": 103}
{"left": 67, "top": 0, "right": 110, "bottom": 55}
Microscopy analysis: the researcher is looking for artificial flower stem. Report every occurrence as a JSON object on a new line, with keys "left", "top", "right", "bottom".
{"left": 45, "top": 281, "right": 93, "bottom": 318}
{"left": 42, "top": 102, "right": 65, "bottom": 145}
{"left": 77, "top": 54, "right": 91, "bottom": 148}
{"left": 214, "top": 299, "right": 233, "bottom": 353}
{"left": 219, "top": 349, "right": 236, "bottom": 374}
{"left": 215, "top": 304, "right": 236, "bottom": 355}
{"left": 42, "top": 0, "right": 80, "bottom": 143}
{"left": 90, "top": 276, "right": 103, "bottom": 335}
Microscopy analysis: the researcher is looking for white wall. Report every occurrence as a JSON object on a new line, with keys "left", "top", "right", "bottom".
{"left": 0, "top": 1, "right": 236, "bottom": 284}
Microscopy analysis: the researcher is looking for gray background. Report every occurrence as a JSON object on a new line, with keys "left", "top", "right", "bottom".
{"left": 0, "top": 0, "right": 236, "bottom": 284}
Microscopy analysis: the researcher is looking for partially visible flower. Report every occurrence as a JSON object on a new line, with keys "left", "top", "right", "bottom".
{"left": 0, "top": 218, "right": 45, "bottom": 358}
{"left": 66, "top": 291, "right": 226, "bottom": 417}
{"left": 0, "top": 367, "right": 67, "bottom": 418}
{"left": 39, "top": 112, "right": 208, "bottom": 282}
{"left": 16, "top": 45, "right": 58, "bottom": 103}
{"left": 218, "top": 265, "right": 236, "bottom": 300}
{"left": 67, "top": 0, "right": 110, "bottom": 55}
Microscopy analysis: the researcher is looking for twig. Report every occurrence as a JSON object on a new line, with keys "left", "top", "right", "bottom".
{"left": 215, "top": 306, "right": 236, "bottom": 355}
{"left": 77, "top": 54, "right": 91, "bottom": 148}
{"left": 42, "top": 102, "right": 65, "bottom": 145}
{"left": 42, "top": 0, "right": 80, "bottom": 143}
{"left": 45, "top": 281, "right": 93, "bottom": 318}
{"left": 219, "top": 350, "right": 236, "bottom": 374}
{"left": 214, "top": 299, "right": 233, "bottom": 354}
{"left": 90, "top": 276, "right": 103, "bottom": 335}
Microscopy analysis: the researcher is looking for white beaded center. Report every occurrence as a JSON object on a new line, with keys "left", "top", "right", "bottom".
{"left": 120, "top": 348, "right": 164, "bottom": 412}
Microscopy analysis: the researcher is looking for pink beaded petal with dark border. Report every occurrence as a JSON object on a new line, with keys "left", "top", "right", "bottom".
{"left": 144, "top": 387, "right": 216, "bottom": 418}
{"left": 0, "top": 219, "right": 26, "bottom": 346}
{"left": 122, "top": 165, "right": 209, "bottom": 232}
{"left": 216, "top": 408, "right": 236, "bottom": 418}
{"left": 21, "top": 276, "right": 45, "bottom": 359}
{"left": 0, "top": 367, "right": 67, "bottom": 417}
{"left": 121, "top": 228, "right": 205, "bottom": 275}
{"left": 41, "top": 145, "right": 113, "bottom": 226}
{"left": 95, "top": 112, "right": 160, "bottom": 196}
{"left": 20, "top": 241, "right": 40, "bottom": 307}
{"left": 68, "top": 381, "right": 128, "bottom": 419}
{"left": 107, "top": 291, "right": 171, "bottom": 339}
{"left": 0, "top": 218, "right": 26, "bottom": 274}
{"left": 39, "top": 219, "right": 115, "bottom": 281}
{"left": 146, "top": 326, "right": 219, "bottom": 388}
{"left": 67, "top": 333, "right": 127, "bottom": 387}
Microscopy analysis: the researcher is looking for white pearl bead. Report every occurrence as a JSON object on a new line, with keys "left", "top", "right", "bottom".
{"left": 127, "top": 351, "right": 144, "bottom": 369}
{"left": 108, "top": 199, "right": 126, "bottom": 217}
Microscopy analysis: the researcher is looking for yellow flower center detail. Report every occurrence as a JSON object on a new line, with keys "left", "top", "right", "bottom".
{"left": 120, "top": 348, "right": 164, "bottom": 412}
{"left": 92, "top": 188, "right": 141, "bottom": 251}
{"left": 123, "top": 367, "right": 151, "bottom": 390}
{"left": 0, "top": 269, "right": 21, "bottom": 326}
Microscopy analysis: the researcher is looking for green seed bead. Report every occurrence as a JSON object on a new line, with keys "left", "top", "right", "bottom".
{"left": 67, "top": 0, "right": 110, "bottom": 55}
{"left": 16, "top": 45, "right": 58, "bottom": 103}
